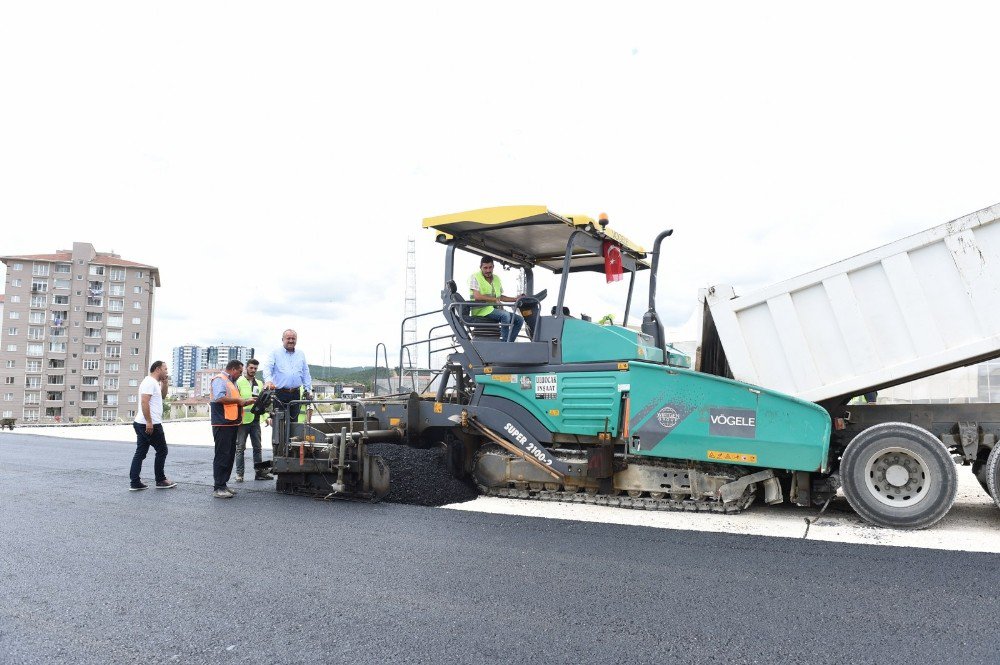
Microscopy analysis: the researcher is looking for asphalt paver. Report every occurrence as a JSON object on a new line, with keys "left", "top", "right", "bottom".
{"left": 3, "top": 434, "right": 1000, "bottom": 664}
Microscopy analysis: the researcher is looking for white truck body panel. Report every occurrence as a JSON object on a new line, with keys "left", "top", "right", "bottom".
{"left": 706, "top": 203, "right": 1000, "bottom": 403}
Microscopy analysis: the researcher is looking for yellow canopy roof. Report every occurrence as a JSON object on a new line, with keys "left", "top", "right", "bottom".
{"left": 423, "top": 205, "right": 649, "bottom": 273}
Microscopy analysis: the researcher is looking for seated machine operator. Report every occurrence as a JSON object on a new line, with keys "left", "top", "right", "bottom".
{"left": 470, "top": 255, "right": 523, "bottom": 342}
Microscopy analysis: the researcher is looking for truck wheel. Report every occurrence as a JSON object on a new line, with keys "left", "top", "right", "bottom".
{"left": 841, "top": 422, "right": 957, "bottom": 529}
{"left": 984, "top": 445, "right": 1000, "bottom": 510}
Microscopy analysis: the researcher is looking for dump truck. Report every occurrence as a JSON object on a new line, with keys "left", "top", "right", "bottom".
{"left": 268, "top": 203, "right": 1000, "bottom": 529}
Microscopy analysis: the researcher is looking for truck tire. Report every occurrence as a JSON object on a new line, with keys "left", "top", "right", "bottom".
{"left": 841, "top": 422, "right": 957, "bottom": 529}
{"left": 984, "top": 445, "right": 1000, "bottom": 510}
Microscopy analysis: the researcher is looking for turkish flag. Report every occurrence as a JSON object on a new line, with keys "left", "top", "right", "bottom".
{"left": 603, "top": 240, "right": 623, "bottom": 283}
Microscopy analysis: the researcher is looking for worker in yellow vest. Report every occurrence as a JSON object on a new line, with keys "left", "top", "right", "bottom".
{"left": 470, "top": 255, "right": 523, "bottom": 342}
{"left": 235, "top": 359, "right": 270, "bottom": 482}
{"left": 297, "top": 385, "right": 314, "bottom": 424}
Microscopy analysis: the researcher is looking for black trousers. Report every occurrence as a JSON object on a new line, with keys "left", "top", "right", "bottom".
{"left": 274, "top": 387, "right": 303, "bottom": 422}
{"left": 212, "top": 425, "right": 238, "bottom": 490}
{"left": 130, "top": 423, "right": 167, "bottom": 484}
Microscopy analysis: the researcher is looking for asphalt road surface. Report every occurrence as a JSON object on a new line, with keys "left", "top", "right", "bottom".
{"left": 3, "top": 434, "right": 1000, "bottom": 665}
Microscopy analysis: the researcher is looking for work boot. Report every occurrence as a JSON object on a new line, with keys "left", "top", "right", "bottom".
{"left": 235, "top": 474, "right": 244, "bottom": 483}
{"left": 254, "top": 470, "right": 273, "bottom": 480}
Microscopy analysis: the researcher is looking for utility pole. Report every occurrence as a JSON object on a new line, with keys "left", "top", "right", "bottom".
{"left": 403, "top": 237, "right": 417, "bottom": 378}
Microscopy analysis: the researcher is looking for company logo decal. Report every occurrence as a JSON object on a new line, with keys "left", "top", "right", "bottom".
{"left": 708, "top": 408, "right": 757, "bottom": 439}
{"left": 656, "top": 406, "right": 681, "bottom": 429}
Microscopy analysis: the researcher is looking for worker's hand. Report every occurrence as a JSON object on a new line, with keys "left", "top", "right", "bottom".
{"left": 303, "top": 391, "right": 313, "bottom": 400}
{"left": 145, "top": 423, "right": 153, "bottom": 435}
{"left": 265, "top": 417, "right": 272, "bottom": 427}
{"left": 243, "top": 398, "right": 256, "bottom": 406}
{"left": 265, "top": 381, "right": 275, "bottom": 390}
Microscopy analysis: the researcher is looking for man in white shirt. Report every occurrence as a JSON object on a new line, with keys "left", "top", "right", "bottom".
{"left": 129, "top": 360, "right": 176, "bottom": 491}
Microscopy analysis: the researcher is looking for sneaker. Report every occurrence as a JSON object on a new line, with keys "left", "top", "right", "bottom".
{"left": 254, "top": 472, "right": 273, "bottom": 481}
{"left": 213, "top": 488, "right": 233, "bottom": 499}
{"left": 235, "top": 474, "right": 244, "bottom": 483}
{"left": 224, "top": 486, "right": 236, "bottom": 496}
{"left": 155, "top": 479, "right": 177, "bottom": 489}
{"left": 129, "top": 482, "right": 148, "bottom": 491}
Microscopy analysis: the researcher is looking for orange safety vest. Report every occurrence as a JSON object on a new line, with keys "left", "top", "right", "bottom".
{"left": 210, "top": 373, "right": 243, "bottom": 426}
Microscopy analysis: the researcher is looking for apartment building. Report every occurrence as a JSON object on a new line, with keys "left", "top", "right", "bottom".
{"left": 170, "top": 344, "right": 255, "bottom": 388}
{"left": 0, "top": 242, "right": 160, "bottom": 423}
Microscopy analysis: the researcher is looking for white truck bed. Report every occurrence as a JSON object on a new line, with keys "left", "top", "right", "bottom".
{"left": 705, "top": 203, "right": 1000, "bottom": 404}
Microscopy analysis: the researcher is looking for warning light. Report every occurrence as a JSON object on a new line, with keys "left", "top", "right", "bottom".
{"left": 598, "top": 212, "right": 609, "bottom": 229}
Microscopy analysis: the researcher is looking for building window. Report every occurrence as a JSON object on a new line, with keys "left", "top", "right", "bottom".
{"left": 135, "top": 271, "right": 144, "bottom": 279}
{"left": 83, "top": 359, "right": 99, "bottom": 371}
{"left": 8, "top": 295, "right": 19, "bottom": 303}
{"left": 8, "top": 311, "right": 20, "bottom": 320}
{"left": 25, "top": 376, "right": 41, "bottom": 388}
{"left": 23, "top": 409, "right": 39, "bottom": 421}
{"left": 32, "top": 264, "right": 50, "bottom": 277}
{"left": 88, "top": 280, "right": 104, "bottom": 295}
{"left": 109, "top": 268, "right": 126, "bottom": 281}
{"left": 126, "top": 410, "right": 136, "bottom": 419}
{"left": 23, "top": 391, "right": 40, "bottom": 404}
{"left": 106, "top": 346, "right": 121, "bottom": 359}
{"left": 101, "top": 408, "right": 117, "bottom": 421}
{"left": 55, "top": 263, "right": 71, "bottom": 274}
{"left": 128, "top": 379, "right": 138, "bottom": 387}
{"left": 108, "top": 314, "right": 123, "bottom": 327}
{"left": 53, "top": 279, "right": 70, "bottom": 290}
{"left": 30, "top": 280, "right": 47, "bottom": 293}
{"left": 4, "top": 360, "right": 13, "bottom": 369}
{"left": 11, "top": 263, "right": 22, "bottom": 271}
{"left": 45, "top": 407, "right": 62, "bottom": 418}
{"left": 131, "top": 317, "right": 141, "bottom": 325}
{"left": 82, "top": 376, "right": 98, "bottom": 386}
{"left": 89, "top": 265, "right": 105, "bottom": 276}
{"left": 47, "top": 375, "right": 64, "bottom": 385}
{"left": 48, "top": 342, "right": 67, "bottom": 353}
{"left": 105, "top": 362, "right": 120, "bottom": 375}
{"left": 2, "top": 393, "right": 13, "bottom": 402}
{"left": 86, "top": 313, "right": 103, "bottom": 323}
{"left": 46, "top": 391, "right": 63, "bottom": 401}
{"left": 103, "top": 393, "right": 118, "bottom": 406}
{"left": 1, "top": 410, "right": 11, "bottom": 418}
{"left": 11, "top": 278, "right": 23, "bottom": 287}
{"left": 129, "top": 363, "right": 139, "bottom": 372}
{"left": 108, "top": 299, "right": 124, "bottom": 312}
{"left": 52, "top": 294, "right": 69, "bottom": 305}
{"left": 128, "top": 394, "right": 137, "bottom": 403}
{"left": 131, "top": 347, "right": 140, "bottom": 356}
{"left": 49, "top": 327, "right": 66, "bottom": 339}
{"left": 7, "top": 344, "right": 18, "bottom": 353}
{"left": 133, "top": 286, "right": 142, "bottom": 294}
{"left": 47, "top": 359, "right": 65, "bottom": 369}
{"left": 7, "top": 327, "right": 17, "bottom": 336}
{"left": 106, "top": 330, "right": 122, "bottom": 343}
{"left": 81, "top": 391, "right": 98, "bottom": 402}
{"left": 81, "top": 408, "right": 96, "bottom": 417}
{"left": 29, "top": 296, "right": 45, "bottom": 309}
{"left": 51, "top": 311, "right": 67, "bottom": 325}
{"left": 3, "top": 377, "right": 15, "bottom": 385}
{"left": 87, "top": 297, "right": 104, "bottom": 307}
{"left": 132, "top": 301, "right": 141, "bottom": 310}
{"left": 25, "top": 360, "right": 41, "bottom": 372}
{"left": 85, "top": 327, "right": 102, "bottom": 339}
{"left": 84, "top": 344, "right": 100, "bottom": 354}
{"left": 131, "top": 332, "right": 140, "bottom": 340}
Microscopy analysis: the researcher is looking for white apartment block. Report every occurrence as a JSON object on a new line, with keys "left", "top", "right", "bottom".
{"left": 0, "top": 242, "right": 160, "bottom": 423}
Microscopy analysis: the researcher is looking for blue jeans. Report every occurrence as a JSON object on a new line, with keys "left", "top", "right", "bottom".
{"left": 130, "top": 423, "right": 168, "bottom": 485}
{"left": 235, "top": 420, "right": 262, "bottom": 475}
{"left": 484, "top": 308, "right": 524, "bottom": 342}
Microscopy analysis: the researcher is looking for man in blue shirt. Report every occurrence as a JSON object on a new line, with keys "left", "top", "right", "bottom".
{"left": 265, "top": 329, "right": 313, "bottom": 422}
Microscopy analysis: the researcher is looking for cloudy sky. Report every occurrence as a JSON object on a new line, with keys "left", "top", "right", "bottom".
{"left": 2, "top": 2, "right": 999, "bottom": 369}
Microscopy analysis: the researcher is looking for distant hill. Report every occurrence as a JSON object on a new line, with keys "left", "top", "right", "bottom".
{"left": 308, "top": 365, "right": 376, "bottom": 390}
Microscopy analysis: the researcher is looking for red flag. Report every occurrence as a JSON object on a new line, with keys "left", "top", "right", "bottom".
{"left": 603, "top": 240, "right": 623, "bottom": 283}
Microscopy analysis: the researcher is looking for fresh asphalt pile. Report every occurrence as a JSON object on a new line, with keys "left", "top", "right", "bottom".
{"left": 367, "top": 443, "right": 478, "bottom": 506}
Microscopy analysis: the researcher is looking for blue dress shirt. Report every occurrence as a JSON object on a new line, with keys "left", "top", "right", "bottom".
{"left": 266, "top": 347, "right": 312, "bottom": 391}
